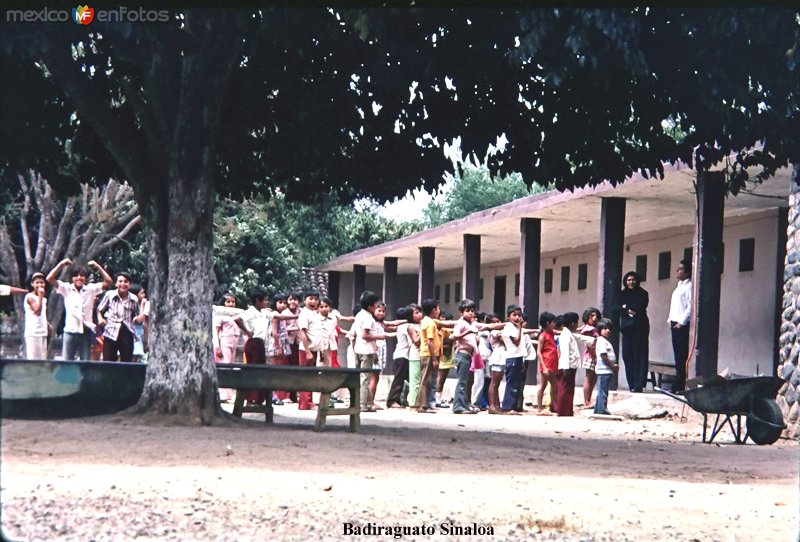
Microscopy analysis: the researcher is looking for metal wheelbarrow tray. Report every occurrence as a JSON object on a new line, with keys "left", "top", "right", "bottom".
{"left": 657, "top": 375, "right": 786, "bottom": 445}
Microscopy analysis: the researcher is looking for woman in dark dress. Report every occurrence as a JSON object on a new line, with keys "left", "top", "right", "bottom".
{"left": 615, "top": 271, "right": 650, "bottom": 392}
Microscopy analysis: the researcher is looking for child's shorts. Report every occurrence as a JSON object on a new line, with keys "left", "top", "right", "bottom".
{"left": 490, "top": 364, "right": 505, "bottom": 373}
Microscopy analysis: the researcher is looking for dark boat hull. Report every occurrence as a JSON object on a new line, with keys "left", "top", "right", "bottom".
{"left": 0, "top": 359, "right": 146, "bottom": 419}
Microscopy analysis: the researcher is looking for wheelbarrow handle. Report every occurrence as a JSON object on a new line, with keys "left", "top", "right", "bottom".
{"left": 655, "top": 387, "right": 690, "bottom": 405}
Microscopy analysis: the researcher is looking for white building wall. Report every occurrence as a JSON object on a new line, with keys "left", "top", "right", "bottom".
{"left": 717, "top": 211, "right": 779, "bottom": 375}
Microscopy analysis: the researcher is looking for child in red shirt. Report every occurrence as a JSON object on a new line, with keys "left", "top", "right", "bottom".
{"left": 536, "top": 311, "right": 558, "bottom": 414}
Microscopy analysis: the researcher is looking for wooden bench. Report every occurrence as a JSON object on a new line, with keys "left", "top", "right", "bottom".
{"left": 647, "top": 361, "right": 677, "bottom": 389}
{"left": 216, "top": 363, "right": 380, "bottom": 432}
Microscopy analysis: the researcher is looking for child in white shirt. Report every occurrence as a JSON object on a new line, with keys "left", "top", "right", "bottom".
{"left": 593, "top": 318, "right": 619, "bottom": 415}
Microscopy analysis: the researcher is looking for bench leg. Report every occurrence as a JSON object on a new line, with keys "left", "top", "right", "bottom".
{"left": 314, "top": 392, "right": 331, "bottom": 432}
{"left": 349, "top": 385, "right": 361, "bottom": 432}
{"left": 265, "top": 389, "right": 274, "bottom": 423}
{"left": 232, "top": 389, "right": 245, "bottom": 418}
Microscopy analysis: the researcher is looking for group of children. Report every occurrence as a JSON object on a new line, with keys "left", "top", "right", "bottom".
{"left": 348, "top": 291, "right": 621, "bottom": 417}
{"left": 212, "top": 288, "right": 354, "bottom": 410}
{"left": 211, "top": 286, "right": 622, "bottom": 417}
{"left": 3, "top": 265, "right": 622, "bottom": 416}
{"left": 2, "top": 258, "right": 150, "bottom": 363}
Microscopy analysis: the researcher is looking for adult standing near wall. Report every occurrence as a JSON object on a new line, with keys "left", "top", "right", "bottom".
{"left": 615, "top": 271, "right": 650, "bottom": 392}
{"left": 46, "top": 258, "right": 113, "bottom": 360}
{"left": 668, "top": 260, "right": 692, "bottom": 392}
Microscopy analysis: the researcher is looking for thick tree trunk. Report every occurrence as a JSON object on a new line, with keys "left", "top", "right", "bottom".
{"left": 777, "top": 164, "right": 800, "bottom": 439}
{"left": 134, "top": 176, "right": 221, "bottom": 424}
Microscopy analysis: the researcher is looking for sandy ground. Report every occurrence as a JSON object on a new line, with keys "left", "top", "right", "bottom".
{"left": 1, "top": 387, "right": 797, "bottom": 542}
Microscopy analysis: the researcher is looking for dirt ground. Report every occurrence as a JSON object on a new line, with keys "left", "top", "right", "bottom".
{"left": 1, "top": 390, "right": 797, "bottom": 542}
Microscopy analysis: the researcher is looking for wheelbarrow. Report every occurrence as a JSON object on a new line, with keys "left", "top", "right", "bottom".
{"left": 657, "top": 375, "right": 786, "bottom": 445}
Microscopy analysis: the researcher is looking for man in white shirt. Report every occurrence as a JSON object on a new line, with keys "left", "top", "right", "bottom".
{"left": 668, "top": 260, "right": 692, "bottom": 391}
{"left": 46, "top": 258, "right": 112, "bottom": 360}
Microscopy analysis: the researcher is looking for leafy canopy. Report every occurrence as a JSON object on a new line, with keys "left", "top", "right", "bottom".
{"left": 3, "top": 8, "right": 797, "bottom": 204}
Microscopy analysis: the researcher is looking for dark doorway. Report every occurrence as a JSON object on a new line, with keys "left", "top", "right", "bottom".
{"left": 493, "top": 276, "right": 507, "bottom": 316}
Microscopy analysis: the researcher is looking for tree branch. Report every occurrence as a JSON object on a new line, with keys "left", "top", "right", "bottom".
{"left": 33, "top": 172, "right": 53, "bottom": 272}
{"left": 95, "top": 215, "right": 142, "bottom": 254}
{"left": 40, "top": 38, "right": 151, "bottom": 189}
{"left": 18, "top": 173, "right": 32, "bottom": 266}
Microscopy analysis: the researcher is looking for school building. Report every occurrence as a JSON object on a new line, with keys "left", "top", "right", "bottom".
{"left": 318, "top": 161, "right": 792, "bottom": 387}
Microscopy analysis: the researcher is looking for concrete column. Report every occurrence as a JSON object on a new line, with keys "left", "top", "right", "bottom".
{"left": 383, "top": 257, "right": 398, "bottom": 317}
{"left": 519, "top": 218, "right": 542, "bottom": 385}
{"left": 597, "top": 198, "right": 626, "bottom": 359}
{"left": 327, "top": 271, "right": 341, "bottom": 310}
{"left": 693, "top": 170, "right": 725, "bottom": 380}
{"left": 383, "top": 257, "right": 398, "bottom": 372}
{"left": 463, "top": 234, "right": 481, "bottom": 307}
{"left": 418, "top": 247, "right": 435, "bottom": 303}
{"left": 352, "top": 264, "right": 366, "bottom": 312}
{"left": 519, "top": 218, "right": 541, "bottom": 320}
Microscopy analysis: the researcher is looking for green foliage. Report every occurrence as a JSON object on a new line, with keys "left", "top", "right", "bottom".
{"left": 212, "top": 197, "right": 300, "bottom": 304}
{"left": 423, "top": 167, "right": 551, "bottom": 227}
{"left": 102, "top": 228, "right": 148, "bottom": 287}
{"left": 212, "top": 193, "right": 418, "bottom": 302}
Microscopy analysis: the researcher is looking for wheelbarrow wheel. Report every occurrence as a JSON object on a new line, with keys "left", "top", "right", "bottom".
{"left": 746, "top": 398, "right": 784, "bottom": 445}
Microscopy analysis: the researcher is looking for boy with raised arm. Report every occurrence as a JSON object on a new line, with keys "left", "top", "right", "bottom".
{"left": 47, "top": 258, "right": 112, "bottom": 360}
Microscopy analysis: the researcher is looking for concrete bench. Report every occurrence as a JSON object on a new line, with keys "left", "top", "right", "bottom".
{"left": 216, "top": 363, "right": 380, "bottom": 432}
{"left": 647, "top": 361, "right": 677, "bottom": 389}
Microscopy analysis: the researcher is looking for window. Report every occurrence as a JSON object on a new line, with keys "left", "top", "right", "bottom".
{"left": 560, "top": 266, "right": 570, "bottom": 292}
{"left": 479, "top": 278, "right": 484, "bottom": 299}
{"left": 577, "top": 263, "right": 588, "bottom": 290}
{"left": 635, "top": 255, "right": 647, "bottom": 282}
{"left": 434, "top": 285, "right": 441, "bottom": 300}
{"left": 739, "top": 238, "right": 755, "bottom": 272}
{"left": 444, "top": 283, "right": 451, "bottom": 304}
{"left": 514, "top": 273, "right": 520, "bottom": 296}
{"left": 544, "top": 269, "right": 553, "bottom": 293}
{"left": 682, "top": 247, "right": 693, "bottom": 269}
{"left": 455, "top": 282, "right": 461, "bottom": 300}
{"left": 658, "top": 251, "right": 671, "bottom": 280}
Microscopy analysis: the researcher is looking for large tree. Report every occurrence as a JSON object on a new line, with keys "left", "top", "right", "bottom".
{"left": 1, "top": 8, "right": 797, "bottom": 423}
